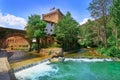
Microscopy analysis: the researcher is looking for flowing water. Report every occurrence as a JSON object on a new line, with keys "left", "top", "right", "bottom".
{"left": 15, "top": 59, "right": 120, "bottom": 80}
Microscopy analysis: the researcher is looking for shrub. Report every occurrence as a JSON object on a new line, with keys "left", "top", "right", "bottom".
{"left": 97, "top": 45, "right": 106, "bottom": 54}
{"left": 97, "top": 46, "right": 120, "bottom": 58}
{"left": 107, "top": 36, "right": 116, "bottom": 47}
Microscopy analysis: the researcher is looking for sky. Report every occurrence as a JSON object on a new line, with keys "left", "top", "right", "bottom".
{"left": 0, "top": 0, "right": 92, "bottom": 30}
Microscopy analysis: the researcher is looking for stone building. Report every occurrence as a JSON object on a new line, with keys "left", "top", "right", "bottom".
{"left": 0, "top": 9, "right": 63, "bottom": 50}
{"left": 43, "top": 9, "right": 63, "bottom": 34}
{"left": 41, "top": 9, "right": 64, "bottom": 46}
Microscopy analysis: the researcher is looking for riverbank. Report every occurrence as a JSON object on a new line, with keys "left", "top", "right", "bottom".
{"left": 10, "top": 48, "right": 120, "bottom": 69}
{"left": 64, "top": 48, "right": 120, "bottom": 61}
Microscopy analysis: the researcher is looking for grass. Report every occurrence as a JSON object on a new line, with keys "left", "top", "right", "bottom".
{"left": 10, "top": 52, "right": 49, "bottom": 68}
{"left": 64, "top": 48, "right": 110, "bottom": 59}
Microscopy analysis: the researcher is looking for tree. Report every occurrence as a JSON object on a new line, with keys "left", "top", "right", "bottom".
{"left": 110, "top": 0, "right": 120, "bottom": 48}
{"left": 88, "top": 0, "right": 112, "bottom": 48}
{"left": 54, "top": 12, "right": 79, "bottom": 51}
{"left": 25, "top": 14, "right": 46, "bottom": 52}
{"left": 79, "top": 19, "right": 98, "bottom": 47}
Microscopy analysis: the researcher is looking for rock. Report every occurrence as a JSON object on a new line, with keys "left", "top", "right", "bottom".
{"left": 49, "top": 48, "right": 63, "bottom": 59}
{"left": 48, "top": 48, "right": 65, "bottom": 62}
{"left": 49, "top": 57, "right": 65, "bottom": 63}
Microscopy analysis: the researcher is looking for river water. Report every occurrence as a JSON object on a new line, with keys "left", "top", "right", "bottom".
{"left": 15, "top": 58, "right": 120, "bottom": 80}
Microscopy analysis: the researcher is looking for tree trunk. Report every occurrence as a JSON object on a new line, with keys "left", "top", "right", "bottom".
{"left": 36, "top": 38, "right": 40, "bottom": 53}
{"left": 115, "top": 27, "right": 118, "bottom": 48}
{"left": 96, "top": 21, "right": 101, "bottom": 46}
{"left": 102, "top": 9, "right": 107, "bottom": 48}
{"left": 103, "top": 28, "right": 107, "bottom": 48}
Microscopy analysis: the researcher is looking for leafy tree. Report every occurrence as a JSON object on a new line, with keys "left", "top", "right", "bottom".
{"left": 25, "top": 14, "right": 46, "bottom": 52}
{"left": 54, "top": 12, "right": 79, "bottom": 51}
{"left": 79, "top": 19, "right": 98, "bottom": 47}
{"left": 110, "top": 0, "right": 120, "bottom": 47}
{"left": 88, "top": 0, "right": 112, "bottom": 48}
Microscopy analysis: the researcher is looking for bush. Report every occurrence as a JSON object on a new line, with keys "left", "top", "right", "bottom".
{"left": 97, "top": 45, "right": 106, "bottom": 54}
{"left": 30, "top": 43, "right": 40, "bottom": 51}
{"left": 107, "top": 36, "right": 116, "bottom": 47}
{"left": 105, "top": 46, "right": 116, "bottom": 56}
{"left": 48, "top": 42, "right": 61, "bottom": 48}
{"left": 97, "top": 46, "right": 120, "bottom": 58}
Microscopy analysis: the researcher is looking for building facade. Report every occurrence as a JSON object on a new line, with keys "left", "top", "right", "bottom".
{"left": 42, "top": 9, "right": 63, "bottom": 35}
{"left": 41, "top": 9, "right": 64, "bottom": 46}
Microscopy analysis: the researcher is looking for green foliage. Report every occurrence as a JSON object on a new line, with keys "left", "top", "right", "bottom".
{"left": 97, "top": 45, "right": 106, "bottom": 54}
{"left": 97, "top": 34, "right": 120, "bottom": 58}
{"left": 26, "top": 14, "right": 46, "bottom": 40}
{"left": 78, "top": 20, "right": 96, "bottom": 47}
{"left": 48, "top": 42, "right": 61, "bottom": 48}
{"left": 88, "top": 0, "right": 111, "bottom": 19}
{"left": 97, "top": 45, "right": 120, "bottom": 58}
{"left": 97, "top": 0, "right": 120, "bottom": 58}
{"left": 110, "top": 0, "right": 120, "bottom": 47}
{"left": 54, "top": 12, "right": 80, "bottom": 51}
{"left": 30, "top": 43, "right": 40, "bottom": 51}
{"left": 107, "top": 36, "right": 116, "bottom": 47}
{"left": 106, "top": 46, "right": 120, "bottom": 58}
{"left": 97, "top": 32, "right": 120, "bottom": 58}
{"left": 88, "top": 0, "right": 112, "bottom": 48}
{"left": 25, "top": 14, "right": 46, "bottom": 52}
{"left": 110, "top": 0, "right": 120, "bottom": 27}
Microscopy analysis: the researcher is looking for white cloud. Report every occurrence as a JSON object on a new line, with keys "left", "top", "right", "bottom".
{"left": 0, "top": 11, "right": 27, "bottom": 30}
{"left": 79, "top": 18, "right": 94, "bottom": 25}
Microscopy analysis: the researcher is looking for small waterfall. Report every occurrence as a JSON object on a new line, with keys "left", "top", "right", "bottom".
{"left": 14, "top": 59, "right": 48, "bottom": 73}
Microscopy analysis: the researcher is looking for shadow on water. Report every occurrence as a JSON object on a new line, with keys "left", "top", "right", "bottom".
{"left": 77, "top": 49, "right": 88, "bottom": 54}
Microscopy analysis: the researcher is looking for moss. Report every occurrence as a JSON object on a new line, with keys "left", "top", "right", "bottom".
{"left": 64, "top": 48, "right": 109, "bottom": 59}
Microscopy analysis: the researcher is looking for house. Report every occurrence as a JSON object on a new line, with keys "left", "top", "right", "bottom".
{"left": 42, "top": 9, "right": 64, "bottom": 34}
{"left": 40, "top": 9, "right": 64, "bottom": 46}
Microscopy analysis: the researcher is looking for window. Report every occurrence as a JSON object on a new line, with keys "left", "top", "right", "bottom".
{"left": 51, "top": 29, "right": 53, "bottom": 32}
{"left": 51, "top": 23, "right": 53, "bottom": 26}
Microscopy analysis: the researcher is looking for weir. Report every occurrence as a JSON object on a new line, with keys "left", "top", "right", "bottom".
{"left": 14, "top": 59, "right": 48, "bottom": 73}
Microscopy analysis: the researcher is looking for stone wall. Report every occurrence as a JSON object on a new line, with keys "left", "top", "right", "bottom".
{"left": 42, "top": 9, "right": 63, "bottom": 23}
{"left": 0, "top": 50, "right": 16, "bottom": 80}
{"left": 5, "top": 36, "right": 30, "bottom": 51}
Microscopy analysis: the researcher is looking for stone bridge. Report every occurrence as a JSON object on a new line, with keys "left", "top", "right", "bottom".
{"left": 0, "top": 27, "right": 31, "bottom": 50}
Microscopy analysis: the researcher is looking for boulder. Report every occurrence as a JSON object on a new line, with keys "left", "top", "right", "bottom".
{"left": 49, "top": 48, "right": 63, "bottom": 59}
{"left": 49, "top": 57, "right": 65, "bottom": 63}
{"left": 49, "top": 48, "right": 64, "bottom": 62}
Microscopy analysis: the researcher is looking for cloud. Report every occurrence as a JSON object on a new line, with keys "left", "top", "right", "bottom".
{"left": 0, "top": 11, "right": 27, "bottom": 30}
{"left": 79, "top": 18, "right": 94, "bottom": 25}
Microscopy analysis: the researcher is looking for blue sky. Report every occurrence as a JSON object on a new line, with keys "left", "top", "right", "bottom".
{"left": 0, "top": 0, "right": 92, "bottom": 30}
